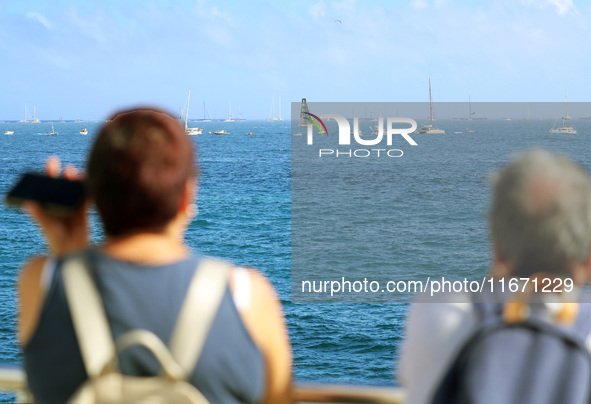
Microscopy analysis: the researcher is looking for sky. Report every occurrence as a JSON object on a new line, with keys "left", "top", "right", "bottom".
{"left": 0, "top": 0, "right": 589, "bottom": 120}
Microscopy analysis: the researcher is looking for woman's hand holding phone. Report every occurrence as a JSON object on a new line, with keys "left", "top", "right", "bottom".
{"left": 24, "top": 156, "right": 88, "bottom": 256}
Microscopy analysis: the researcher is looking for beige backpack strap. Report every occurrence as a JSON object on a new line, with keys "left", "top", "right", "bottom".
{"left": 168, "top": 258, "right": 231, "bottom": 377}
{"left": 62, "top": 253, "right": 115, "bottom": 379}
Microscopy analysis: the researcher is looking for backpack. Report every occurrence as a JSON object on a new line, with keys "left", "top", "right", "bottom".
{"left": 61, "top": 254, "right": 231, "bottom": 404}
{"left": 431, "top": 299, "right": 591, "bottom": 404}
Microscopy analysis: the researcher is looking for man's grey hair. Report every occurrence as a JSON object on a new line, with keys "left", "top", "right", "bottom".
{"left": 489, "top": 149, "right": 591, "bottom": 277}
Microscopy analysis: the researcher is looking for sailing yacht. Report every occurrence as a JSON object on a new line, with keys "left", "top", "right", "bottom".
{"left": 268, "top": 95, "right": 280, "bottom": 121}
{"left": 200, "top": 101, "right": 212, "bottom": 122}
{"left": 278, "top": 96, "right": 284, "bottom": 121}
{"left": 184, "top": 90, "right": 203, "bottom": 135}
{"left": 18, "top": 104, "right": 28, "bottom": 123}
{"left": 299, "top": 98, "right": 310, "bottom": 127}
{"left": 294, "top": 98, "right": 310, "bottom": 136}
{"left": 31, "top": 106, "right": 41, "bottom": 123}
{"left": 47, "top": 119, "right": 58, "bottom": 135}
{"left": 415, "top": 79, "right": 445, "bottom": 134}
{"left": 224, "top": 103, "right": 236, "bottom": 122}
{"left": 524, "top": 106, "right": 531, "bottom": 121}
{"left": 550, "top": 91, "right": 576, "bottom": 134}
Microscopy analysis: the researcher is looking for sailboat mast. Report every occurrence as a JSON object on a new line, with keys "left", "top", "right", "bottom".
{"left": 563, "top": 90, "right": 568, "bottom": 125}
{"left": 428, "top": 78, "right": 434, "bottom": 122}
{"left": 185, "top": 90, "right": 191, "bottom": 130}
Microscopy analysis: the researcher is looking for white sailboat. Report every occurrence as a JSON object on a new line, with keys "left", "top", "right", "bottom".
{"left": 184, "top": 90, "right": 203, "bottom": 135}
{"left": 18, "top": 104, "right": 28, "bottom": 123}
{"left": 31, "top": 106, "right": 41, "bottom": 123}
{"left": 47, "top": 117, "right": 58, "bottom": 135}
{"left": 4, "top": 130, "right": 14, "bottom": 135}
{"left": 415, "top": 78, "right": 445, "bottom": 134}
{"left": 268, "top": 95, "right": 279, "bottom": 122}
{"left": 550, "top": 91, "right": 576, "bottom": 134}
{"left": 224, "top": 102, "right": 235, "bottom": 122}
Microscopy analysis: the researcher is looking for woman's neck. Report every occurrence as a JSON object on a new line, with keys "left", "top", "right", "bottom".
{"left": 101, "top": 231, "right": 189, "bottom": 265}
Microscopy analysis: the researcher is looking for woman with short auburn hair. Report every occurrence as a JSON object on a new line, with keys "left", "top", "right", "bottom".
{"left": 18, "top": 108, "right": 292, "bottom": 404}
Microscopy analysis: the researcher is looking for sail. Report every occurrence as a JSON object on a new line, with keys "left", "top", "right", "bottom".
{"left": 299, "top": 98, "right": 310, "bottom": 127}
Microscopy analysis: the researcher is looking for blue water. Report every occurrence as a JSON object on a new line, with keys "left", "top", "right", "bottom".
{"left": 1, "top": 118, "right": 591, "bottom": 394}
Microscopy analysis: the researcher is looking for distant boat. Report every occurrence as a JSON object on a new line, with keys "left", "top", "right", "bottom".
{"left": 224, "top": 102, "right": 236, "bottom": 122}
{"left": 550, "top": 90, "right": 577, "bottom": 134}
{"left": 299, "top": 98, "right": 310, "bottom": 127}
{"left": 47, "top": 119, "right": 58, "bottom": 135}
{"left": 18, "top": 104, "right": 28, "bottom": 123}
{"left": 213, "top": 129, "right": 229, "bottom": 135}
{"left": 4, "top": 130, "right": 14, "bottom": 135}
{"left": 246, "top": 132, "right": 255, "bottom": 136}
{"left": 465, "top": 128, "right": 475, "bottom": 133}
{"left": 278, "top": 96, "right": 284, "bottom": 121}
{"left": 184, "top": 90, "right": 203, "bottom": 135}
{"left": 236, "top": 106, "right": 246, "bottom": 121}
{"left": 200, "top": 101, "right": 212, "bottom": 122}
{"left": 524, "top": 106, "right": 531, "bottom": 121}
{"left": 467, "top": 96, "right": 475, "bottom": 120}
{"left": 268, "top": 95, "right": 280, "bottom": 122}
{"left": 80, "top": 127, "right": 88, "bottom": 135}
{"left": 31, "top": 106, "right": 41, "bottom": 123}
{"left": 415, "top": 78, "right": 445, "bottom": 134}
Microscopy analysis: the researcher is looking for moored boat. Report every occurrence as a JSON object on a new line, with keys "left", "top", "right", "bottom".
{"left": 415, "top": 78, "right": 445, "bottom": 134}
{"left": 550, "top": 90, "right": 577, "bottom": 134}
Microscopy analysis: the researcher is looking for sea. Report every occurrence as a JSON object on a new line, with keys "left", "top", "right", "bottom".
{"left": 1, "top": 117, "right": 591, "bottom": 399}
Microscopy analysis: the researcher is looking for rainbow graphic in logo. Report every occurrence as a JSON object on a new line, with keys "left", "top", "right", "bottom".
{"left": 302, "top": 112, "right": 328, "bottom": 136}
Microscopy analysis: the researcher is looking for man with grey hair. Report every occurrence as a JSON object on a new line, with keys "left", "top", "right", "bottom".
{"left": 398, "top": 149, "right": 591, "bottom": 404}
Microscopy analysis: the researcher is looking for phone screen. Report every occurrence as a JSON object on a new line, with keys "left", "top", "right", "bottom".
{"left": 5, "top": 172, "right": 86, "bottom": 215}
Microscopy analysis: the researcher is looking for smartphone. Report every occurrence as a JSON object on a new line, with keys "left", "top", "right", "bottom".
{"left": 5, "top": 172, "right": 86, "bottom": 216}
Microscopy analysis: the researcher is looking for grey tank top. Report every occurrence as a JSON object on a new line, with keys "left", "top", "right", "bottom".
{"left": 23, "top": 249, "right": 266, "bottom": 404}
